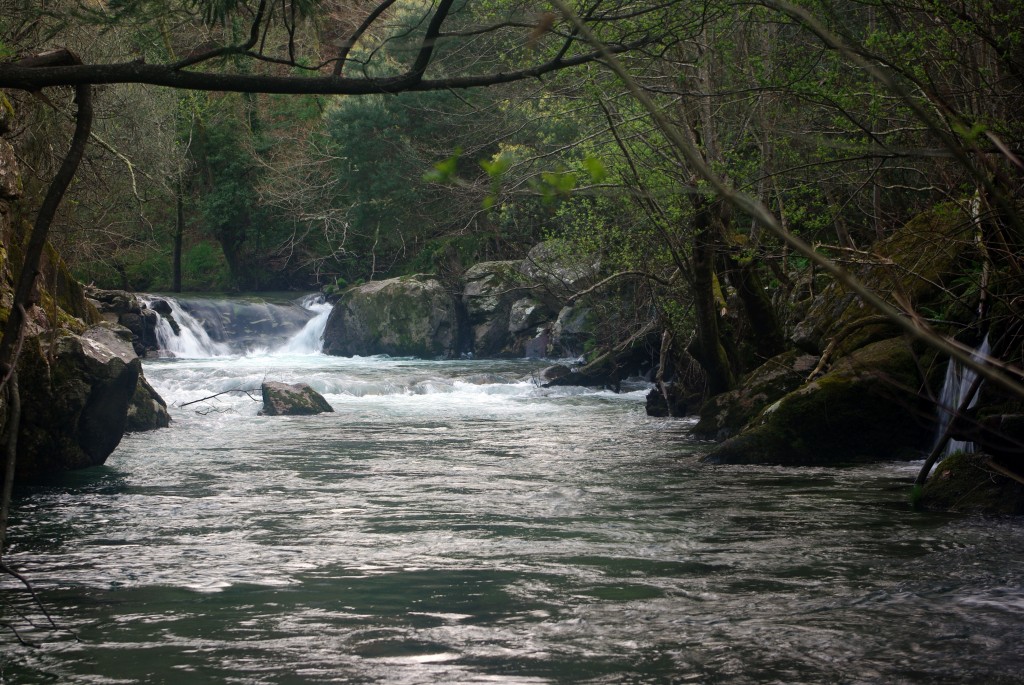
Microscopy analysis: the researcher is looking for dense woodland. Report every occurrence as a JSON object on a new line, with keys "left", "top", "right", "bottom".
{"left": 1, "top": 0, "right": 1023, "bottom": 442}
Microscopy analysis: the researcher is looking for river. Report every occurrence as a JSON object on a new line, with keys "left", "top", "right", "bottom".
{"left": 2, "top": 296, "right": 1023, "bottom": 683}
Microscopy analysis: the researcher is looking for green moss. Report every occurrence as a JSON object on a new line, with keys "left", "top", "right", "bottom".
{"left": 919, "top": 451, "right": 1024, "bottom": 515}
{"left": 703, "top": 338, "right": 935, "bottom": 465}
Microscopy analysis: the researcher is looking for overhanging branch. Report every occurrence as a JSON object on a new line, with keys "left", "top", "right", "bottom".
{"left": 0, "top": 41, "right": 639, "bottom": 93}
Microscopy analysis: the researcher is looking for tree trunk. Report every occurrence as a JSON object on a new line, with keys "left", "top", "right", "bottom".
{"left": 687, "top": 199, "right": 735, "bottom": 396}
{"left": 725, "top": 254, "right": 786, "bottom": 362}
{"left": 173, "top": 177, "right": 184, "bottom": 293}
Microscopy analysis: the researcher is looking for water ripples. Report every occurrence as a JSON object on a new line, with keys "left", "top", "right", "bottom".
{"left": 2, "top": 355, "right": 1024, "bottom": 683}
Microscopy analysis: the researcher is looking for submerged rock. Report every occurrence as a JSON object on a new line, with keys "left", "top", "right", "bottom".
{"left": 260, "top": 381, "right": 334, "bottom": 416}
{"left": 323, "top": 275, "right": 457, "bottom": 358}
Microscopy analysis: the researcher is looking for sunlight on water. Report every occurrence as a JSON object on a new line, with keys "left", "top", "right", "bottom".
{"left": 2, "top": 306, "right": 1023, "bottom": 683}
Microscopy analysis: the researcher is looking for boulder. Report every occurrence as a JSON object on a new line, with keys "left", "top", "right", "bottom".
{"left": 323, "top": 274, "right": 457, "bottom": 358}
{"left": 15, "top": 323, "right": 142, "bottom": 479}
{"left": 551, "top": 305, "right": 595, "bottom": 357}
{"left": 791, "top": 206, "right": 966, "bottom": 354}
{"left": 918, "top": 451, "right": 1024, "bottom": 515}
{"left": 645, "top": 382, "right": 697, "bottom": 418}
{"left": 702, "top": 337, "right": 936, "bottom": 465}
{"left": 508, "top": 297, "right": 549, "bottom": 335}
{"left": 518, "top": 240, "right": 599, "bottom": 303}
{"left": 86, "top": 286, "right": 160, "bottom": 356}
{"left": 260, "top": 381, "right": 334, "bottom": 416}
{"left": 461, "top": 261, "right": 529, "bottom": 356}
{"left": 125, "top": 374, "right": 171, "bottom": 432}
{"left": 692, "top": 348, "right": 819, "bottom": 441}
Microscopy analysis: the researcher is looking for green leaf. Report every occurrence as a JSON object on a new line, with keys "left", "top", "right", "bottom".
{"left": 423, "top": 148, "right": 462, "bottom": 184}
{"left": 480, "top": 153, "right": 512, "bottom": 179}
{"left": 582, "top": 155, "right": 607, "bottom": 183}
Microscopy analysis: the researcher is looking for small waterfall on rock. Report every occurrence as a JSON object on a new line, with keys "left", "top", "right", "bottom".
{"left": 144, "top": 296, "right": 232, "bottom": 357}
{"left": 274, "top": 294, "right": 332, "bottom": 354}
{"left": 934, "top": 334, "right": 991, "bottom": 456}
{"left": 142, "top": 294, "right": 333, "bottom": 357}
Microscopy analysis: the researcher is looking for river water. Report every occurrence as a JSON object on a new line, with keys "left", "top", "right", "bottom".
{"left": 2, "top": 297, "right": 1024, "bottom": 683}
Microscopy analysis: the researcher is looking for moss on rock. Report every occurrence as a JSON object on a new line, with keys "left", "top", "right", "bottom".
{"left": 918, "top": 451, "right": 1024, "bottom": 515}
{"left": 702, "top": 338, "right": 935, "bottom": 465}
{"left": 693, "top": 348, "right": 819, "bottom": 440}
{"left": 792, "top": 205, "right": 969, "bottom": 354}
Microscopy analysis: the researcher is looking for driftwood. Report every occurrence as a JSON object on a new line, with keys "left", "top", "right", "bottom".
{"left": 178, "top": 387, "right": 260, "bottom": 408}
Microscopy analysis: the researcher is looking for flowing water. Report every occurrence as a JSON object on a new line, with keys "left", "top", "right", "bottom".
{"left": 2, "top": 297, "right": 1024, "bottom": 683}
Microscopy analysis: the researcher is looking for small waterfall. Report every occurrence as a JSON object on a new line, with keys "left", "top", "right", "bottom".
{"left": 275, "top": 295, "right": 332, "bottom": 355}
{"left": 143, "top": 296, "right": 232, "bottom": 358}
{"left": 142, "top": 294, "right": 334, "bottom": 358}
{"left": 934, "top": 334, "right": 991, "bottom": 456}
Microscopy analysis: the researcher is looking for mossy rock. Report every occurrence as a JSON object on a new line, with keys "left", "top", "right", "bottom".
{"left": 792, "top": 205, "right": 969, "bottom": 354}
{"left": 260, "top": 381, "right": 334, "bottom": 416}
{"left": 918, "top": 451, "right": 1024, "bottom": 515}
{"left": 693, "top": 348, "right": 819, "bottom": 440}
{"left": 323, "top": 274, "right": 457, "bottom": 358}
{"left": 125, "top": 374, "right": 171, "bottom": 432}
{"left": 702, "top": 338, "right": 935, "bottom": 465}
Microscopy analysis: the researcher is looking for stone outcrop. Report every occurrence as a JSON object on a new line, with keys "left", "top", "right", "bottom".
{"left": 701, "top": 338, "right": 936, "bottom": 465}
{"left": 2, "top": 101, "right": 168, "bottom": 482}
{"left": 15, "top": 324, "right": 143, "bottom": 479}
{"left": 259, "top": 381, "right": 334, "bottom": 416}
{"left": 318, "top": 243, "right": 606, "bottom": 361}
{"left": 86, "top": 286, "right": 160, "bottom": 356}
{"left": 322, "top": 274, "right": 457, "bottom": 358}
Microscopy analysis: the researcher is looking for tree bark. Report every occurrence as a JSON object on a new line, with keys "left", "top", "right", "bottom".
{"left": 173, "top": 179, "right": 184, "bottom": 293}
{"left": 687, "top": 199, "right": 735, "bottom": 396}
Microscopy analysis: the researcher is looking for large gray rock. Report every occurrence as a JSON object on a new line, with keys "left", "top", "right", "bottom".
{"left": 323, "top": 275, "right": 457, "bottom": 358}
{"left": 126, "top": 374, "right": 171, "bottom": 432}
{"left": 86, "top": 286, "right": 160, "bottom": 356}
{"left": 260, "top": 381, "right": 334, "bottom": 416}
{"left": 462, "top": 261, "right": 529, "bottom": 356}
{"left": 519, "top": 240, "right": 599, "bottom": 302}
{"left": 551, "top": 305, "right": 595, "bottom": 357}
{"left": 16, "top": 323, "right": 143, "bottom": 479}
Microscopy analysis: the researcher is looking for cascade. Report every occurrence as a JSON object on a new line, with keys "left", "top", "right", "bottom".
{"left": 142, "top": 294, "right": 333, "bottom": 358}
{"left": 275, "top": 294, "right": 332, "bottom": 354}
{"left": 934, "top": 333, "right": 991, "bottom": 457}
{"left": 143, "top": 296, "right": 232, "bottom": 358}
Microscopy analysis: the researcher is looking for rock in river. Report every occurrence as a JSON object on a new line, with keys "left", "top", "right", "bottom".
{"left": 260, "top": 382, "right": 334, "bottom": 416}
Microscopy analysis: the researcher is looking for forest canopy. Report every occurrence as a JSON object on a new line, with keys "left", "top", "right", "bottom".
{"left": 1, "top": 0, "right": 1023, "bottom": 400}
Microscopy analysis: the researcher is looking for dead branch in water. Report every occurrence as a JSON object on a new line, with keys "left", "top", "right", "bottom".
{"left": 178, "top": 387, "right": 261, "bottom": 408}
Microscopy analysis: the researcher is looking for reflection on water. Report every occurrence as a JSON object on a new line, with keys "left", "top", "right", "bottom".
{"left": 2, "top": 352, "right": 1024, "bottom": 683}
